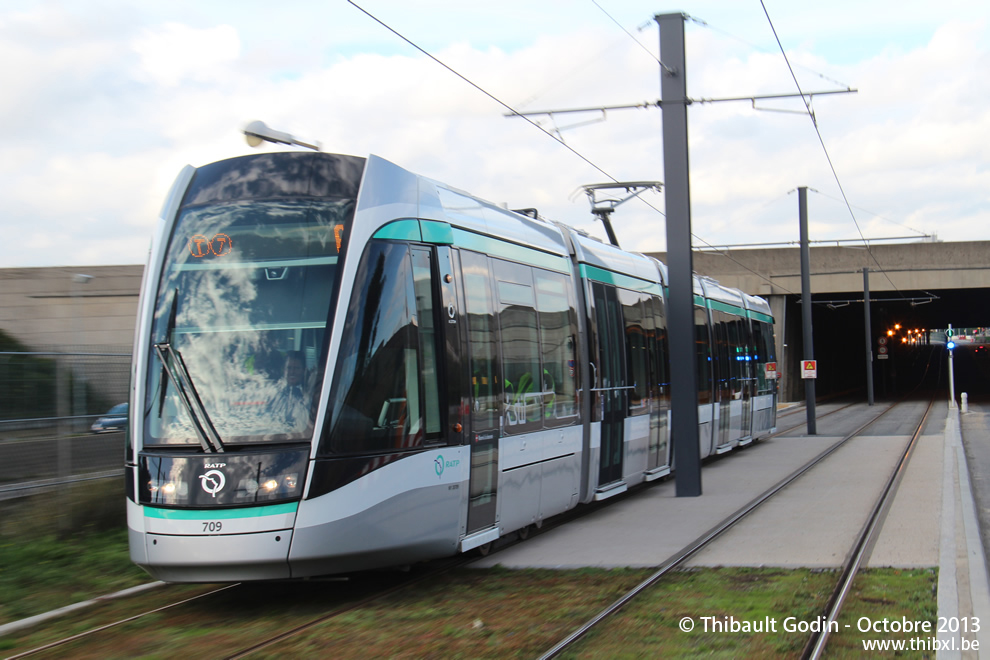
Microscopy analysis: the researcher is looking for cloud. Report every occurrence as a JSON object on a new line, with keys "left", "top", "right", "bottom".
{"left": 131, "top": 22, "right": 241, "bottom": 88}
{"left": 0, "top": 2, "right": 987, "bottom": 268}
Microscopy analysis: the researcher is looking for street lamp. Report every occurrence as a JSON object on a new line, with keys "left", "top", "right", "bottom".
{"left": 243, "top": 120, "right": 321, "bottom": 151}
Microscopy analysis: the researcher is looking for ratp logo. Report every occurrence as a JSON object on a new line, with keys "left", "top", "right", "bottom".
{"left": 435, "top": 455, "right": 461, "bottom": 479}
{"left": 199, "top": 469, "right": 226, "bottom": 497}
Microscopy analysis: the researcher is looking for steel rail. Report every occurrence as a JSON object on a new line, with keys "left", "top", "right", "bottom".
{"left": 5, "top": 584, "right": 240, "bottom": 659}
{"left": 223, "top": 555, "right": 478, "bottom": 660}
{"left": 802, "top": 396, "right": 935, "bottom": 659}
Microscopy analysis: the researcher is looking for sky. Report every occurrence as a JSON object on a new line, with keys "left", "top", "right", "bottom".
{"left": 1, "top": 0, "right": 988, "bottom": 268}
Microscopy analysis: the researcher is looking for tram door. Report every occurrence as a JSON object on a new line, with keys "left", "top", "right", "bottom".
{"left": 739, "top": 320, "right": 754, "bottom": 438}
{"left": 459, "top": 250, "right": 499, "bottom": 534}
{"left": 592, "top": 282, "right": 626, "bottom": 487}
{"left": 714, "top": 318, "right": 732, "bottom": 448}
{"left": 647, "top": 296, "right": 670, "bottom": 471}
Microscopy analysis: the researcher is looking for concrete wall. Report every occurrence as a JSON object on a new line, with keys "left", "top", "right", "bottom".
{"left": 647, "top": 240, "right": 990, "bottom": 297}
{"left": 0, "top": 265, "right": 144, "bottom": 349}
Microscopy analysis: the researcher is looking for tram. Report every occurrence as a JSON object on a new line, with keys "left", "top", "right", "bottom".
{"left": 126, "top": 151, "right": 777, "bottom": 581}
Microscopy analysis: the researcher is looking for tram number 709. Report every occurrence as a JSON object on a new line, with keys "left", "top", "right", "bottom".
{"left": 201, "top": 521, "right": 223, "bottom": 533}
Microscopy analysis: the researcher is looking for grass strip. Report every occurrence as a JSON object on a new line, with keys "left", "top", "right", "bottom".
{"left": 249, "top": 567, "right": 936, "bottom": 659}
{"left": 0, "top": 528, "right": 149, "bottom": 627}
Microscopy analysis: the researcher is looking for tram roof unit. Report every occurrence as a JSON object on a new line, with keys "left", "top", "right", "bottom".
{"left": 692, "top": 274, "right": 707, "bottom": 301}
{"left": 359, "top": 153, "right": 673, "bottom": 291}
{"left": 701, "top": 277, "right": 746, "bottom": 310}
{"left": 742, "top": 292, "right": 773, "bottom": 320}
{"left": 353, "top": 155, "right": 572, "bottom": 259}
{"left": 564, "top": 227, "right": 665, "bottom": 293}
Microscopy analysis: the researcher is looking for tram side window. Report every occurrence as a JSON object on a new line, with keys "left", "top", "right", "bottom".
{"left": 412, "top": 248, "right": 441, "bottom": 437}
{"left": 649, "top": 295, "right": 669, "bottom": 405}
{"left": 460, "top": 250, "right": 500, "bottom": 432}
{"left": 726, "top": 313, "right": 745, "bottom": 399}
{"left": 733, "top": 317, "right": 750, "bottom": 397}
{"left": 321, "top": 241, "right": 442, "bottom": 455}
{"left": 752, "top": 321, "right": 776, "bottom": 395}
{"left": 535, "top": 270, "right": 579, "bottom": 424}
{"left": 695, "top": 306, "right": 713, "bottom": 404}
{"left": 495, "top": 260, "right": 542, "bottom": 432}
{"left": 762, "top": 321, "right": 777, "bottom": 393}
{"left": 619, "top": 288, "right": 650, "bottom": 416}
{"left": 710, "top": 311, "right": 729, "bottom": 403}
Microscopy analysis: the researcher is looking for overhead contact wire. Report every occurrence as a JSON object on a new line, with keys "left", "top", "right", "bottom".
{"left": 347, "top": 1, "right": 619, "bottom": 185}
{"left": 759, "top": 1, "right": 902, "bottom": 296}
{"left": 350, "top": 1, "right": 792, "bottom": 296}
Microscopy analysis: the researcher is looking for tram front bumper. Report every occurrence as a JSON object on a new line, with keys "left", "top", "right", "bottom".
{"left": 139, "top": 530, "right": 293, "bottom": 582}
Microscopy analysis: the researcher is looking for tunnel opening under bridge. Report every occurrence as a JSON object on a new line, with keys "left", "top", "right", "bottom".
{"left": 778, "top": 287, "right": 990, "bottom": 404}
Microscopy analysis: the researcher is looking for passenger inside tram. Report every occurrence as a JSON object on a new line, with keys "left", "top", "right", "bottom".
{"left": 268, "top": 351, "right": 313, "bottom": 431}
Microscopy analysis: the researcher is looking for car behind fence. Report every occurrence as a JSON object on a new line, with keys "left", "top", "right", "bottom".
{"left": 0, "top": 346, "right": 130, "bottom": 493}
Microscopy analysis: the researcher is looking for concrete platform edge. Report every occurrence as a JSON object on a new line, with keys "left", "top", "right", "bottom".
{"left": 0, "top": 581, "right": 165, "bottom": 638}
{"left": 938, "top": 408, "right": 990, "bottom": 656}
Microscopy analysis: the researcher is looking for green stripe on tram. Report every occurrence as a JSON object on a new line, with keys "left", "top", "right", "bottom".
{"left": 708, "top": 299, "right": 746, "bottom": 316}
{"left": 707, "top": 299, "right": 775, "bottom": 324}
{"left": 749, "top": 310, "right": 774, "bottom": 324}
{"left": 373, "top": 219, "right": 421, "bottom": 241}
{"left": 451, "top": 227, "right": 571, "bottom": 273}
{"left": 372, "top": 220, "right": 570, "bottom": 273}
{"left": 579, "top": 264, "right": 662, "bottom": 295}
{"left": 144, "top": 502, "right": 298, "bottom": 520}
{"left": 420, "top": 220, "right": 454, "bottom": 245}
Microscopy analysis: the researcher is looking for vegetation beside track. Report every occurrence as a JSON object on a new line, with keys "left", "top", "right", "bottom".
{"left": 251, "top": 567, "right": 935, "bottom": 659}
{"left": 0, "top": 479, "right": 149, "bottom": 628}
{"left": 565, "top": 567, "right": 938, "bottom": 658}
{"left": 0, "top": 483, "right": 938, "bottom": 660}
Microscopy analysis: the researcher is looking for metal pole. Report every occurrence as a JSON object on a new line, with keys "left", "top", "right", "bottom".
{"left": 657, "top": 12, "right": 701, "bottom": 496}
{"left": 56, "top": 356, "right": 72, "bottom": 535}
{"left": 799, "top": 187, "right": 817, "bottom": 434}
{"left": 863, "top": 268, "right": 874, "bottom": 406}
{"left": 948, "top": 324, "right": 956, "bottom": 409}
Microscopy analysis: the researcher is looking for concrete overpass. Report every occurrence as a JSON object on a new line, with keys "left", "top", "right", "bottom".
{"left": 2, "top": 240, "right": 988, "bottom": 402}
{"left": 648, "top": 240, "right": 990, "bottom": 401}
{"left": 0, "top": 265, "right": 142, "bottom": 350}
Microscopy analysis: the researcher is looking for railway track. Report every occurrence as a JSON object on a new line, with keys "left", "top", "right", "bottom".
{"left": 2, "top": 555, "right": 479, "bottom": 660}
{"left": 2, "top": 399, "right": 917, "bottom": 658}
{"left": 537, "top": 397, "right": 936, "bottom": 658}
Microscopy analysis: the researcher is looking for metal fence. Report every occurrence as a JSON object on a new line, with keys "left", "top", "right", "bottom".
{"left": 0, "top": 346, "right": 131, "bottom": 492}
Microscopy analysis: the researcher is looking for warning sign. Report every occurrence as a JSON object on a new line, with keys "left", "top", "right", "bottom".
{"left": 765, "top": 362, "right": 777, "bottom": 379}
{"left": 801, "top": 360, "right": 817, "bottom": 379}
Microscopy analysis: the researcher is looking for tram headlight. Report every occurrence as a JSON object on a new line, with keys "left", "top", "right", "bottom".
{"left": 238, "top": 472, "right": 302, "bottom": 501}
{"left": 146, "top": 479, "right": 188, "bottom": 504}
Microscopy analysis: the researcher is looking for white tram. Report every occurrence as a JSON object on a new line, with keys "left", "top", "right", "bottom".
{"left": 126, "top": 151, "right": 777, "bottom": 581}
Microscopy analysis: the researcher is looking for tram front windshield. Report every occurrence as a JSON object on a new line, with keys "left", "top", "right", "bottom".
{"left": 144, "top": 199, "right": 349, "bottom": 447}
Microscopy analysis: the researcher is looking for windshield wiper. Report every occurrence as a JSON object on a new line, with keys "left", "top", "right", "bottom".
{"left": 154, "top": 341, "right": 225, "bottom": 453}
{"left": 157, "top": 293, "right": 178, "bottom": 419}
